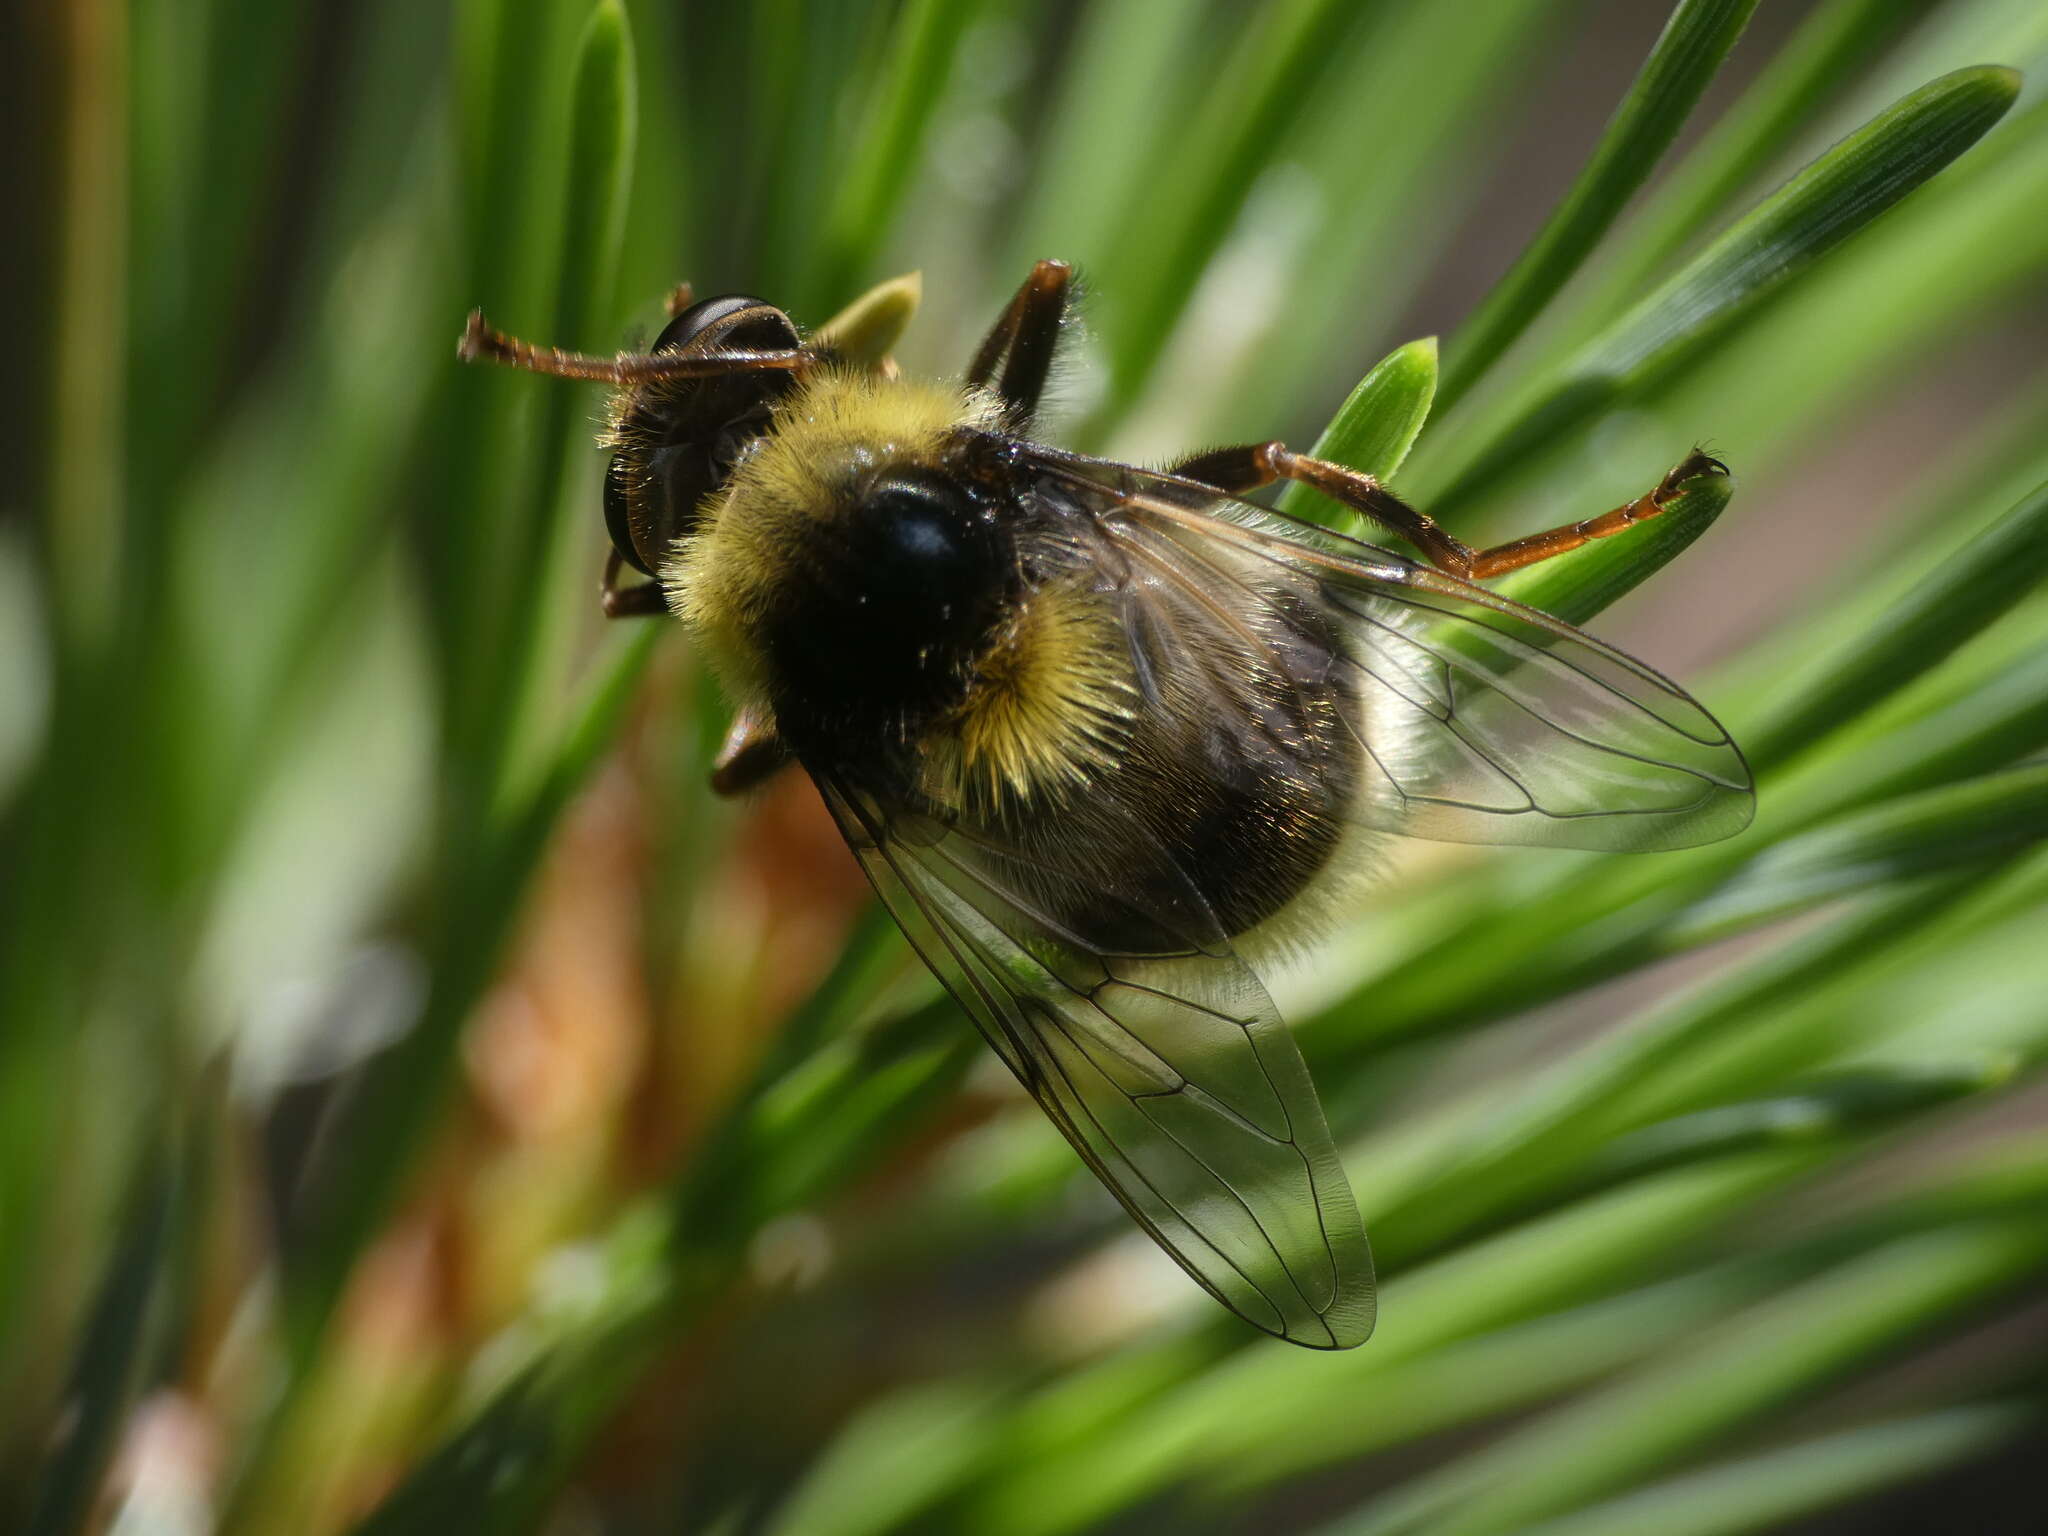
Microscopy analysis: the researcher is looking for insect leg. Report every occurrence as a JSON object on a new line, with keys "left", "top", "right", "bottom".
{"left": 1163, "top": 443, "right": 1275, "bottom": 493}
{"left": 966, "top": 259, "right": 1074, "bottom": 427}
{"left": 1445, "top": 450, "right": 1730, "bottom": 578}
{"left": 1171, "top": 442, "right": 1727, "bottom": 581}
{"left": 601, "top": 548, "right": 669, "bottom": 619}
{"left": 664, "top": 280, "right": 696, "bottom": 317}
{"left": 1168, "top": 441, "right": 1480, "bottom": 573}
{"left": 710, "top": 706, "right": 793, "bottom": 795}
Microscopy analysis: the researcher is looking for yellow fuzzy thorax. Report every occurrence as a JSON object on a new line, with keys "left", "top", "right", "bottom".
{"left": 663, "top": 367, "right": 1134, "bottom": 805}
{"left": 664, "top": 368, "right": 1000, "bottom": 692}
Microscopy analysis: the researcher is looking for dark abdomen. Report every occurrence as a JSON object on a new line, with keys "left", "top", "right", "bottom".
{"left": 995, "top": 623, "right": 1360, "bottom": 951}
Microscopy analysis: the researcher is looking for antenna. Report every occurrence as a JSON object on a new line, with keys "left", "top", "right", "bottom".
{"left": 457, "top": 310, "right": 808, "bottom": 384}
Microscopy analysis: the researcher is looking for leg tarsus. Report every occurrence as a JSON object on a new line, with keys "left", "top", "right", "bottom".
{"left": 602, "top": 548, "right": 669, "bottom": 619}
{"left": 1460, "top": 450, "right": 1728, "bottom": 580}
{"left": 1660, "top": 448, "right": 1729, "bottom": 498}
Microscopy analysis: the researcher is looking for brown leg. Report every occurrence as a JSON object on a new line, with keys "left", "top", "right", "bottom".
{"left": 1169, "top": 443, "right": 1728, "bottom": 582}
{"left": 602, "top": 548, "right": 669, "bottom": 619}
{"left": 664, "top": 280, "right": 696, "bottom": 317}
{"left": 967, "top": 259, "right": 1074, "bottom": 427}
{"left": 710, "top": 706, "right": 792, "bottom": 796}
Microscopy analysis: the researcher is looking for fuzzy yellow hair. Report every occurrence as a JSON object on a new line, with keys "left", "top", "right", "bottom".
{"left": 927, "top": 581, "right": 1137, "bottom": 811}
{"left": 664, "top": 368, "right": 1003, "bottom": 701}
{"left": 665, "top": 367, "right": 1141, "bottom": 807}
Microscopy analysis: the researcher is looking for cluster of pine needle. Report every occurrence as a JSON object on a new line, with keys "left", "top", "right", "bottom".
{"left": 6, "top": 1, "right": 2048, "bottom": 1533}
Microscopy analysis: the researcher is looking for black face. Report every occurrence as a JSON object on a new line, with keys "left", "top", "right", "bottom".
{"left": 764, "top": 466, "right": 1015, "bottom": 751}
{"left": 605, "top": 295, "right": 801, "bottom": 574}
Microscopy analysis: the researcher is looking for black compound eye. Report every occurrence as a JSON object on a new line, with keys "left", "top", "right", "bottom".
{"left": 609, "top": 295, "right": 802, "bottom": 575}
{"left": 602, "top": 453, "right": 651, "bottom": 575}
{"left": 653, "top": 294, "right": 797, "bottom": 355}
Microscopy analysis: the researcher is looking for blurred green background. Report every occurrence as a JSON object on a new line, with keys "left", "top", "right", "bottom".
{"left": 6, "top": 0, "right": 2048, "bottom": 1532}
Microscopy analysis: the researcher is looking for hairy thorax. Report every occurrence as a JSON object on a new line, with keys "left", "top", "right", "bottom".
{"left": 668, "top": 369, "right": 1359, "bottom": 945}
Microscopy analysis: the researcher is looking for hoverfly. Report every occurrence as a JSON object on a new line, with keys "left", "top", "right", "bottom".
{"left": 459, "top": 260, "right": 1752, "bottom": 1347}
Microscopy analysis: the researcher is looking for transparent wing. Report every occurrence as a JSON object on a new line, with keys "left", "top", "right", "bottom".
{"left": 1031, "top": 449, "right": 1755, "bottom": 853}
{"left": 817, "top": 774, "right": 1377, "bottom": 1349}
